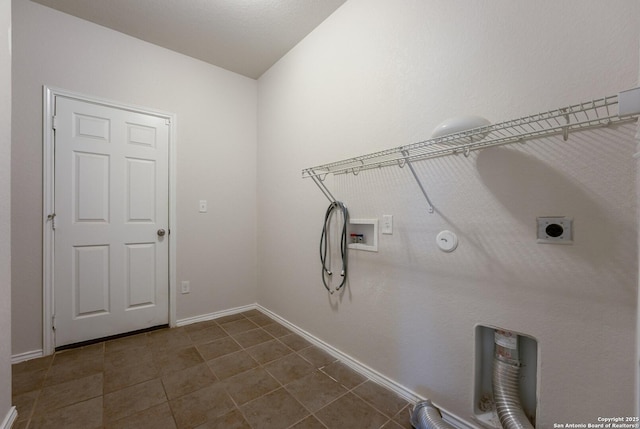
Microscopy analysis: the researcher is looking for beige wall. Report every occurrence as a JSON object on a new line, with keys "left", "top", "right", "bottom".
{"left": 9, "top": 0, "right": 640, "bottom": 425}
{"left": 257, "top": 0, "right": 640, "bottom": 425}
{"left": 1, "top": 0, "right": 12, "bottom": 422}
{"left": 11, "top": 0, "right": 258, "bottom": 355}
{"left": 637, "top": 46, "right": 640, "bottom": 418}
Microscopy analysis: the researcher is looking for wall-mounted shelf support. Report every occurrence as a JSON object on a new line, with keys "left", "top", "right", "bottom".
{"left": 401, "top": 150, "right": 434, "bottom": 213}
{"left": 309, "top": 169, "right": 336, "bottom": 203}
{"left": 302, "top": 87, "right": 640, "bottom": 208}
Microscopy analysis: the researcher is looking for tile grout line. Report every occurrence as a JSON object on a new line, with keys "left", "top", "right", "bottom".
{"left": 15, "top": 310, "right": 411, "bottom": 429}
{"left": 213, "top": 311, "right": 405, "bottom": 429}
{"left": 196, "top": 312, "right": 297, "bottom": 428}
{"left": 157, "top": 335, "right": 181, "bottom": 429}
{"left": 225, "top": 312, "right": 355, "bottom": 429}
{"left": 224, "top": 313, "right": 313, "bottom": 428}
{"left": 193, "top": 335, "right": 248, "bottom": 429}
{"left": 24, "top": 348, "right": 56, "bottom": 426}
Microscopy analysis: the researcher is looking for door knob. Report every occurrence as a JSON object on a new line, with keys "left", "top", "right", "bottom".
{"left": 157, "top": 229, "right": 166, "bottom": 237}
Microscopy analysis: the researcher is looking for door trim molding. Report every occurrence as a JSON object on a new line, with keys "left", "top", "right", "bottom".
{"left": 42, "top": 86, "right": 178, "bottom": 355}
{"left": 0, "top": 406, "right": 17, "bottom": 429}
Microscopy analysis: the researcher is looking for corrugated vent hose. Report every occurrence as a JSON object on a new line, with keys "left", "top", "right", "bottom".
{"left": 411, "top": 330, "right": 534, "bottom": 429}
{"left": 492, "top": 330, "right": 534, "bottom": 429}
{"left": 410, "top": 400, "right": 456, "bottom": 429}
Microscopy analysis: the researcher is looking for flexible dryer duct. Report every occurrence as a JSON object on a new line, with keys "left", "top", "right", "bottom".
{"left": 411, "top": 400, "right": 456, "bottom": 429}
{"left": 492, "top": 330, "right": 534, "bottom": 429}
{"left": 411, "top": 330, "right": 534, "bottom": 429}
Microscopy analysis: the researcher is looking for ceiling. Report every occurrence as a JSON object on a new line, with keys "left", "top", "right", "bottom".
{"left": 31, "top": 0, "right": 347, "bottom": 79}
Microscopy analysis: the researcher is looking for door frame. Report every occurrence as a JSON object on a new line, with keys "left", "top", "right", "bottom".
{"left": 42, "top": 86, "right": 178, "bottom": 355}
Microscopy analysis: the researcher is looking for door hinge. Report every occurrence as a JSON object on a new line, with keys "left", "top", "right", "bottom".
{"left": 52, "top": 315, "right": 56, "bottom": 331}
{"left": 165, "top": 118, "right": 171, "bottom": 126}
{"left": 47, "top": 213, "right": 56, "bottom": 230}
{"left": 52, "top": 115, "right": 58, "bottom": 130}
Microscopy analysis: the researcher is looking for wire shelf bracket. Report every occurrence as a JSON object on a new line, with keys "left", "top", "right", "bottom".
{"left": 302, "top": 87, "right": 640, "bottom": 213}
{"left": 400, "top": 150, "right": 434, "bottom": 214}
{"left": 309, "top": 169, "right": 336, "bottom": 203}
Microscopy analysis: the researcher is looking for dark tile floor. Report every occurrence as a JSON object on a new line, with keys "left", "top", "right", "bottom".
{"left": 11, "top": 309, "right": 414, "bottom": 429}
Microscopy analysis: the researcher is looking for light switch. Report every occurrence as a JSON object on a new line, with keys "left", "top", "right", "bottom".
{"left": 382, "top": 215, "right": 393, "bottom": 234}
{"left": 199, "top": 200, "right": 207, "bottom": 213}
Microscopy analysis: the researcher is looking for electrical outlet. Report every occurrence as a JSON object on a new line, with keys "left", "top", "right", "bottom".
{"left": 181, "top": 281, "right": 190, "bottom": 294}
{"left": 199, "top": 200, "right": 207, "bottom": 213}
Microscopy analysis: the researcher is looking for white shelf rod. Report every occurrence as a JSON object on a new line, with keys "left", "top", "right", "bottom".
{"left": 302, "top": 88, "right": 640, "bottom": 211}
{"left": 309, "top": 169, "right": 336, "bottom": 203}
{"left": 401, "top": 150, "right": 434, "bottom": 214}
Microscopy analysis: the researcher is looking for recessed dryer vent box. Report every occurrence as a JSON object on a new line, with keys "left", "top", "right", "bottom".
{"left": 348, "top": 219, "right": 378, "bottom": 252}
{"left": 537, "top": 217, "right": 572, "bottom": 244}
{"left": 473, "top": 325, "right": 538, "bottom": 429}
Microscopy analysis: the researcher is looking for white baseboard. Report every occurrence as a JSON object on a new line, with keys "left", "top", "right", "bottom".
{"left": 11, "top": 349, "right": 44, "bottom": 364}
{"left": 255, "top": 305, "right": 479, "bottom": 429}
{"left": 176, "top": 303, "right": 478, "bottom": 429}
{"left": 1, "top": 406, "right": 17, "bottom": 429}
{"left": 256, "top": 305, "right": 421, "bottom": 403}
{"left": 13, "top": 306, "right": 259, "bottom": 363}
{"left": 176, "top": 303, "right": 258, "bottom": 327}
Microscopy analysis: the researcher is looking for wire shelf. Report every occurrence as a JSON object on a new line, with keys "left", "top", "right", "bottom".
{"left": 304, "top": 93, "right": 639, "bottom": 179}
{"left": 302, "top": 88, "right": 640, "bottom": 211}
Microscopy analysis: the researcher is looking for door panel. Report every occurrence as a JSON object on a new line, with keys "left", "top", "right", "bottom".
{"left": 54, "top": 96, "right": 169, "bottom": 347}
{"left": 74, "top": 113, "right": 110, "bottom": 141}
{"left": 126, "top": 158, "right": 156, "bottom": 222}
{"left": 125, "top": 243, "right": 156, "bottom": 309}
{"left": 127, "top": 122, "right": 156, "bottom": 148}
{"left": 73, "top": 244, "right": 110, "bottom": 317}
{"left": 74, "top": 152, "right": 110, "bottom": 223}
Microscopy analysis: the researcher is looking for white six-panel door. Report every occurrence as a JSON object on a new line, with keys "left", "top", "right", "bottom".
{"left": 53, "top": 96, "right": 169, "bottom": 347}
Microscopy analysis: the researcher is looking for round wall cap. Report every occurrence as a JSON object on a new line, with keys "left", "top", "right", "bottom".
{"left": 436, "top": 230, "right": 458, "bottom": 252}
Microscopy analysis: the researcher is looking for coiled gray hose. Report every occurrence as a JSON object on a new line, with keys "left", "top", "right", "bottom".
{"left": 410, "top": 400, "right": 456, "bottom": 429}
{"left": 319, "top": 201, "right": 348, "bottom": 294}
